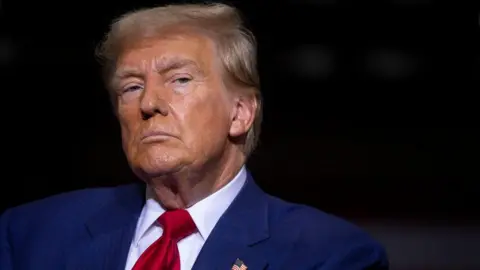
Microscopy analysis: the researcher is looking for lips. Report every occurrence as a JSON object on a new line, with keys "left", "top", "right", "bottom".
{"left": 141, "top": 130, "right": 174, "bottom": 142}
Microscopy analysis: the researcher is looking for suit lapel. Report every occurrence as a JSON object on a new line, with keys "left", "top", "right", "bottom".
{"left": 66, "top": 183, "right": 145, "bottom": 270}
{"left": 192, "top": 173, "right": 270, "bottom": 270}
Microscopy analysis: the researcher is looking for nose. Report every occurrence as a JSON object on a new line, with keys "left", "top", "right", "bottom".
{"left": 139, "top": 85, "right": 169, "bottom": 120}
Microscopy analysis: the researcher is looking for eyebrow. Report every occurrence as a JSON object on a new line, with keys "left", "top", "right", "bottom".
{"left": 153, "top": 57, "right": 203, "bottom": 75}
{"left": 113, "top": 67, "right": 142, "bottom": 80}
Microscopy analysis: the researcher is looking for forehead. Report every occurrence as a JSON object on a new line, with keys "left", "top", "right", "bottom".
{"left": 116, "top": 33, "right": 218, "bottom": 72}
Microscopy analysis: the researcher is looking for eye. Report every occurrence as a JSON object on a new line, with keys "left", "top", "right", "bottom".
{"left": 123, "top": 84, "right": 143, "bottom": 93}
{"left": 173, "top": 77, "right": 192, "bottom": 85}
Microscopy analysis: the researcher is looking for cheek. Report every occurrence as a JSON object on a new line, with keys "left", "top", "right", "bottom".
{"left": 118, "top": 109, "right": 140, "bottom": 143}
{"left": 179, "top": 95, "right": 230, "bottom": 141}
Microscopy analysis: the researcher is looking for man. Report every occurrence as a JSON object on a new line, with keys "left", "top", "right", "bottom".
{"left": 0, "top": 3, "right": 388, "bottom": 270}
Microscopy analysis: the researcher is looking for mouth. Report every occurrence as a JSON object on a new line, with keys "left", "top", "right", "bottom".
{"left": 141, "top": 131, "right": 174, "bottom": 143}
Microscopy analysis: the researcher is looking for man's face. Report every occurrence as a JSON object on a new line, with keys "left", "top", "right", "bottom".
{"left": 112, "top": 33, "right": 234, "bottom": 178}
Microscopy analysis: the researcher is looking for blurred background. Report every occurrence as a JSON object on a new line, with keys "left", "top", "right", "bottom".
{"left": 0, "top": 0, "right": 479, "bottom": 269}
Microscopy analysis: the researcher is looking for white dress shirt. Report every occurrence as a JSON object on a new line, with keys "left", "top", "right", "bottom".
{"left": 125, "top": 166, "right": 247, "bottom": 270}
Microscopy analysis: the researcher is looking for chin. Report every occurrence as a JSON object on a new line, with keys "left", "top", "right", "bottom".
{"left": 138, "top": 163, "right": 184, "bottom": 177}
{"left": 133, "top": 150, "right": 187, "bottom": 178}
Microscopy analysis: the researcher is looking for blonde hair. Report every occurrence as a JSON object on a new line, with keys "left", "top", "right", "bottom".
{"left": 96, "top": 3, "right": 263, "bottom": 157}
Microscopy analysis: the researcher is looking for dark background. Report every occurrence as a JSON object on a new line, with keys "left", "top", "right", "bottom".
{"left": 1, "top": 0, "right": 479, "bottom": 269}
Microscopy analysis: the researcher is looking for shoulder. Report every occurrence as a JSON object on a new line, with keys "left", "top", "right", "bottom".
{"left": 268, "top": 195, "right": 370, "bottom": 240}
{"left": 265, "top": 195, "right": 389, "bottom": 269}
{"left": 1, "top": 183, "right": 140, "bottom": 230}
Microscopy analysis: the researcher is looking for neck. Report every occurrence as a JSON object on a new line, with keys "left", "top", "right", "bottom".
{"left": 148, "top": 147, "right": 245, "bottom": 210}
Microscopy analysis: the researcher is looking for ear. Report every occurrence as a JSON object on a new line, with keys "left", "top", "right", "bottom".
{"left": 229, "top": 95, "right": 257, "bottom": 138}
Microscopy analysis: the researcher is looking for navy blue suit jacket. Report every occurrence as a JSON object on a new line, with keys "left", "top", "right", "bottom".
{"left": 1, "top": 173, "right": 388, "bottom": 270}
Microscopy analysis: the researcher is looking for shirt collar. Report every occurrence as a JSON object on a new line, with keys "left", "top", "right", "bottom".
{"left": 187, "top": 166, "right": 247, "bottom": 240}
{"left": 133, "top": 166, "right": 247, "bottom": 245}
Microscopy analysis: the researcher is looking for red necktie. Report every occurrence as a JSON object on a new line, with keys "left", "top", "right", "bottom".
{"left": 132, "top": 209, "right": 197, "bottom": 270}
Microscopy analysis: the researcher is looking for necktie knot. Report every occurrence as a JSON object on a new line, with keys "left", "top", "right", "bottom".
{"left": 157, "top": 209, "right": 196, "bottom": 242}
